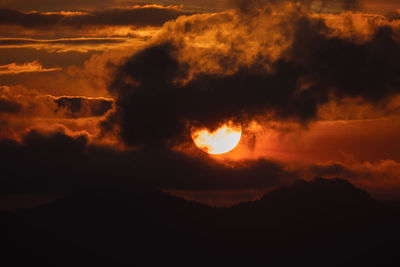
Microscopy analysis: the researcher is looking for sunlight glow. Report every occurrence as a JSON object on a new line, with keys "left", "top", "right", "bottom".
{"left": 192, "top": 122, "right": 242, "bottom": 155}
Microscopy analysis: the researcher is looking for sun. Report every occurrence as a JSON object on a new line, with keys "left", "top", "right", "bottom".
{"left": 192, "top": 122, "right": 242, "bottom": 155}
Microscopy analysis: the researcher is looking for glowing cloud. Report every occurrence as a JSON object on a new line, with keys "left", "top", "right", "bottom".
{"left": 0, "top": 61, "right": 61, "bottom": 75}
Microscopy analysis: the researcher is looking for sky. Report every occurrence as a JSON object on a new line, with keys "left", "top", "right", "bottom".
{"left": 1, "top": 0, "right": 400, "bottom": 207}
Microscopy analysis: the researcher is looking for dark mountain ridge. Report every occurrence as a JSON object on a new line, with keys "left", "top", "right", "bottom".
{"left": 1, "top": 178, "right": 400, "bottom": 266}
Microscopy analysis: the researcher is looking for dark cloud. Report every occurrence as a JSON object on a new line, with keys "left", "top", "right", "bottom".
{"left": 1, "top": 130, "right": 399, "bottom": 200}
{"left": 107, "top": 42, "right": 190, "bottom": 146}
{"left": 0, "top": 8, "right": 60, "bottom": 27}
{"left": 54, "top": 96, "right": 113, "bottom": 118}
{"left": 107, "top": 42, "right": 313, "bottom": 146}
{"left": 0, "top": 6, "right": 194, "bottom": 28}
{"left": 0, "top": 130, "right": 294, "bottom": 195}
{"left": 0, "top": 131, "right": 101, "bottom": 195}
{"left": 0, "top": 97, "right": 22, "bottom": 113}
{"left": 105, "top": 11, "right": 400, "bottom": 147}
{"left": 302, "top": 0, "right": 359, "bottom": 10}
{"left": 0, "top": 0, "right": 227, "bottom": 12}
{"left": 290, "top": 20, "right": 400, "bottom": 101}
{"left": 0, "top": 0, "right": 117, "bottom": 11}
{"left": 308, "top": 162, "right": 354, "bottom": 177}
{"left": 229, "top": 0, "right": 272, "bottom": 14}
{"left": 230, "top": 0, "right": 359, "bottom": 13}
{"left": 0, "top": 48, "right": 94, "bottom": 69}
{"left": 63, "top": 7, "right": 194, "bottom": 27}
{"left": 0, "top": 87, "right": 113, "bottom": 118}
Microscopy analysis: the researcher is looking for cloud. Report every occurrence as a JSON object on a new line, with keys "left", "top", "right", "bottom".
{"left": 0, "top": 130, "right": 295, "bottom": 196}
{"left": 103, "top": 5, "right": 400, "bottom": 147}
{"left": 360, "top": 0, "right": 400, "bottom": 15}
{"left": 0, "top": 86, "right": 114, "bottom": 140}
{"left": 0, "top": 0, "right": 117, "bottom": 11}
{"left": 0, "top": 86, "right": 113, "bottom": 118}
{"left": 0, "top": 37, "right": 134, "bottom": 52}
{"left": 0, "top": 97, "right": 21, "bottom": 113}
{"left": 0, "top": 0, "right": 225, "bottom": 12}
{"left": 1, "top": 128, "right": 399, "bottom": 203}
{"left": 300, "top": 159, "right": 400, "bottom": 200}
{"left": 0, "top": 46, "right": 138, "bottom": 98}
{"left": 54, "top": 96, "right": 113, "bottom": 118}
{"left": 289, "top": 21, "right": 400, "bottom": 102}
{"left": 317, "top": 96, "right": 400, "bottom": 121}
{"left": 1, "top": 1, "right": 400, "bottom": 204}
{"left": 229, "top": 0, "right": 359, "bottom": 13}
{"left": 0, "top": 60, "right": 61, "bottom": 74}
{"left": 0, "top": 5, "right": 194, "bottom": 29}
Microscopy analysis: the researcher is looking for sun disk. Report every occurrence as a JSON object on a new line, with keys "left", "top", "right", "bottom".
{"left": 192, "top": 122, "right": 242, "bottom": 155}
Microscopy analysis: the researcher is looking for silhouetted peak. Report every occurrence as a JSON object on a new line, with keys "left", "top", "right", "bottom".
{"left": 262, "top": 177, "right": 377, "bottom": 206}
{"left": 17, "top": 184, "right": 214, "bottom": 231}
{"left": 231, "top": 177, "right": 381, "bottom": 217}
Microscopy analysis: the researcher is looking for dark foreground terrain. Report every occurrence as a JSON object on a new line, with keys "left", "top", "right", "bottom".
{"left": 1, "top": 178, "right": 400, "bottom": 266}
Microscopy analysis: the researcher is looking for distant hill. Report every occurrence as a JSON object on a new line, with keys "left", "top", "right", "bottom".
{"left": 1, "top": 178, "right": 400, "bottom": 266}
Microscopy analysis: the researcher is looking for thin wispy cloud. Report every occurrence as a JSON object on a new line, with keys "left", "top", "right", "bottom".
{"left": 0, "top": 60, "right": 61, "bottom": 74}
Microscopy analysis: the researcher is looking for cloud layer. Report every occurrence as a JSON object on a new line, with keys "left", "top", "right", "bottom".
{"left": 1, "top": 1, "right": 400, "bottom": 205}
{"left": 0, "top": 86, "right": 113, "bottom": 117}
{"left": 105, "top": 4, "right": 400, "bottom": 148}
{"left": 0, "top": 5, "right": 193, "bottom": 28}
{"left": 0, "top": 130, "right": 295, "bottom": 196}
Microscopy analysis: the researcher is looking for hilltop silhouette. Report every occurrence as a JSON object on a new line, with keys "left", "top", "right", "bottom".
{"left": 1, "top": 178, "right": 400, "bottom": 266}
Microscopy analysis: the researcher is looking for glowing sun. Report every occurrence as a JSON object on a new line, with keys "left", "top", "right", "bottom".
{"left": 192, "top": 122, "right": 242, "bottom": 155}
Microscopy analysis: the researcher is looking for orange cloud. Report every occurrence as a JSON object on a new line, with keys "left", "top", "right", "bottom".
{"left": 360, "top": 0, "right": 400, "bottom": 15}
{"left": 292, "top": 159, "right": 400, "bottom": 200}
{"left": 0, "top": 60, "right": 61, "bottom": 74}
{"left": 0, "top": 85, "right": 114, "bottom": 142}
{"left": 0, "top": 37, "right": 141, "bottom": 52}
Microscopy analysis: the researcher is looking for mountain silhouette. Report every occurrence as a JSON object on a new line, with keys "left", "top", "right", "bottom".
{"left": 231, "top": 177, "right": 382, "bottom": 224}
{"left": 1, "top": 178, "right": 400, "bottom": 266}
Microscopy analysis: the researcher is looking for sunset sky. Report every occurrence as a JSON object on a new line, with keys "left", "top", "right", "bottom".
{"left": 1, "top": 0, "right": 400, "bottom": 208}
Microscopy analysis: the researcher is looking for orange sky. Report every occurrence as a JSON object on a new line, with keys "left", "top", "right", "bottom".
{"left": 1, "top": 0, "right": 400, "bottom": 206}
